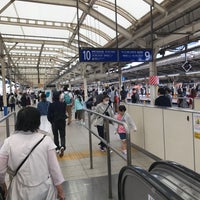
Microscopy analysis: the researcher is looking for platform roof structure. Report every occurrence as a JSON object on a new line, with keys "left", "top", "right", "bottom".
{"left": 0, "top": 0, "right": 200, "bottom": 88}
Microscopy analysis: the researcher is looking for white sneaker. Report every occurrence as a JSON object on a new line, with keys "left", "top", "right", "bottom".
{"left": 59, "top": 147, "right": 65, "bottom": 157}
{"left": 56, "top": 149, "right": 60, "bottom": 154}
{"left": 100, "top": 146, "right": 106, "bottom": 152}
{"left": 122, "top": 150, "right": 127, "bottom": 155}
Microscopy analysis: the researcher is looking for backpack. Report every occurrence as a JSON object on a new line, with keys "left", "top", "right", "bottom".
{"left": 10, "top": 95, "right": 15, "bottom": 104}
{"left": 64, "top": 93, "right": 72, "bottom": 104}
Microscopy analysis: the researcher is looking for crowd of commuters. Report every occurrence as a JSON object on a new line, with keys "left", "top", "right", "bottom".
{"left": 0, "top": 82, "right": 200, "bottom": 199}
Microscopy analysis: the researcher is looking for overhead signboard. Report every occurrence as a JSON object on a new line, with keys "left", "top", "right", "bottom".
{"left": 79, "top": 48, "right": 118, "bottom": 62}
{"left": 79, "top": 48, "right": 152, "bottom": 62}
{"left": 119, "top": 49, "right": 152, "bottom": 62}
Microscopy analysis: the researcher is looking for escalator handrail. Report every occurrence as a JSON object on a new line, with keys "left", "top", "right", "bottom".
{"left": 118, "top": 165, "right": 183, "bottom": 200}
{"left": 149, "top": 161, "right": 200, "bottom": 182}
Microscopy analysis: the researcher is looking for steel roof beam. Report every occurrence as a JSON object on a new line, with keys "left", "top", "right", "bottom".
{"left": 0, "top": 16, "right": 110, "bottom": 43}
{"left": 36, "top": 43, "right": 44, "bottom": 84}
{"left": 6, "top": 45, "right": 76, "bottom": 59}
{"left": 143, "top": 0, "right": 167, "bottom": 14}
{"left": 17, "top": 0, "right": 132, "bottom": 39}
{"left": 68, "top": 0, "right": 97, "bottom": 45}
{"left": 95, "top": 0, "right": 137, "bottom": 23}
{"left": 3, "top": 37, "right": 78, "bottom": 52}
{"left": 0, "top": 0, "right": 15, "bottom": 14}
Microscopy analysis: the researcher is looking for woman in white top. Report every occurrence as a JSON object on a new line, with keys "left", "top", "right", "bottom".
{"left": 0, "top": 106, "right": 65, "bottom": 200}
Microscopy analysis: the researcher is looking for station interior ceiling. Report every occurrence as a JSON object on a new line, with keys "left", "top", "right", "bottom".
{"left": 0, "top": 0, "right": 200, "bottom": 88}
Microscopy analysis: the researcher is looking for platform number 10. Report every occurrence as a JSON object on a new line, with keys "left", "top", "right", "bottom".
{"left": 83, "top": 50, "right": 92, "bottom": 61}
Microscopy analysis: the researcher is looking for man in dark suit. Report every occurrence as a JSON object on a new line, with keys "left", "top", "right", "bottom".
{"left": 47, "top": 91, "right": 67, "bottom": 157}
{"left": 155, "top": 87, "right": 172, "bottom": 107}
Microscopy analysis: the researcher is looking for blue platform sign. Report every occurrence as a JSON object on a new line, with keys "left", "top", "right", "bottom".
{"left": 79, "top": 48, "right": 118, "bottom": 62}
{"left": 119, "top": 49, "right": 152, "bottom": 62}
{"left": 79, "top": 48, "right": 152, "bottom": 62}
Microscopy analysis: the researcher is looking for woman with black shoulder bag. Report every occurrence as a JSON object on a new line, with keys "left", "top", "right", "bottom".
{"left": 0, "top": 107, "right": 65, "bottom": 200}
{"left": 91, "top": 94, "right": 114, "bottom": 151}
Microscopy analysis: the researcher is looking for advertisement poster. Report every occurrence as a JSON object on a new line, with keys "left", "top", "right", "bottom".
{"left": 193, "top": 113, "right": 200, "bottom": 139}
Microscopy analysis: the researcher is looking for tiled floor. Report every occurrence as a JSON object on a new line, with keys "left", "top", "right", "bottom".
{"left": 59, "top": 119, "right": 155, "bottom": 199}
{"left": 59, "top": 120, "right": 155, "bottom": 181}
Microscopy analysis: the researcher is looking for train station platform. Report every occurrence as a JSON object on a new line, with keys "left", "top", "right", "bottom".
{"left": 59, "top": 119, "right": 155, "bottom": 199}
{"left": 0, "top": 109, "right": 155, "bottom": 200}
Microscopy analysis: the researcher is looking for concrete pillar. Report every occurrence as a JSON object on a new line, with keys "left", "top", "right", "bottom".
{"left": 68, "top": 82, "right": 72, "bottom": 90}
{"left": 97, "top": 81, "right": 101, "bottom": 94}
{"left": 83, "top": 77, "right": 88, "bottom": 101}
{"left": 118, "top": 66, "right": 122, "bottom": 89}
{"left": 149, "top": 49, "right": 159, "bottom": 105}
{"left": 0, "top": 40, "right": 8, "bottom": 115}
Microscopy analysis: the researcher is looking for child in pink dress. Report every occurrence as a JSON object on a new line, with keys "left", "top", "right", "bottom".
{"left": 116, "top": 105, "right": 137, "bottom": 154}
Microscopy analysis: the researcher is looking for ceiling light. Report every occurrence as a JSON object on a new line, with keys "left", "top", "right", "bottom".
{"left": 193, "top": 31, "right": 200, "bottom": 36}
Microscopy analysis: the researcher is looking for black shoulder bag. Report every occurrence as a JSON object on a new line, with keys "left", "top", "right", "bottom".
{"left": 103, "top": 104, "right": 110, "bottom": 116}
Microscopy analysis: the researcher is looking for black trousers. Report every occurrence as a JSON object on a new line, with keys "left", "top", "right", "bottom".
{"left": 52, "top": 120, "right": 66, "bottom": 150}
{"left": 97, "top": 125, "right": 106, "bottom": 148}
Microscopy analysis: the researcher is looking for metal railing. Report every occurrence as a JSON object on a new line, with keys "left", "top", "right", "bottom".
{"left": 0, "top": 112, "right": 16, "bottom": 138}
{"left": 83, "top": 108, "right": 131, "bottom": 199}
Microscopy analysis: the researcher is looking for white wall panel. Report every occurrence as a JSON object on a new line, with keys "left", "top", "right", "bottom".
{"left": 143, "top": 107, "right": 165, "bottom": 159}
{"left": 163, "top": 110, "right": 194, "bottom": 169}
{"left": 194, "top": 138, "right": 200, "bottom": 173}
{"left": 127, "top": 104, "right": 144, "bottom": 148}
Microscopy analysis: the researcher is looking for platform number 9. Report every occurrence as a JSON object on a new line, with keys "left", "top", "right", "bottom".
{"left": 145, "top": 51, "right": 151, "bottom": 61}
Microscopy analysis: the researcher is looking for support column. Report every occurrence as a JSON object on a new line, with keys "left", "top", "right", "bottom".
{"left": 68, "top": 82, "right": 72, "bottom": 90}
{"left": 82, "top": 64, "right": 88, "bottom": 101}
{"left": 83, "top": 77, "right": 88, "bottom": 101}
{"left": 118, "top": 66, "right": 122, "bottom": 89}
{"left": 97, "top": 81, "right": 101, "bottom": 94}
{"left": 149, "top": 49, "right": 159, "bottom": 105}
{"left": 0, "top": 40, "right": 8, "bottom": 115}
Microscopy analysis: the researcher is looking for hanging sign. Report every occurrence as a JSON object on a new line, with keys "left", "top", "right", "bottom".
{"left": 118, "top": 49, "right": 152, "bottom": 62}
{"left": 79, "top": 48, "right": 152, "bottom": 62}
{"left": 79, "top": 48, "right": 118, "bottom": 62}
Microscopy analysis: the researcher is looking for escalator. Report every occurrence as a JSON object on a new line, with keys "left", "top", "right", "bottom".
{"left": 118, "top": 161, "right": 200, "bottom": 200}
{"left": 118, "top": 165, "right": 182, "bottom": 200}
{"left": 149, "top": 161, "right": 200, "bottom": 200}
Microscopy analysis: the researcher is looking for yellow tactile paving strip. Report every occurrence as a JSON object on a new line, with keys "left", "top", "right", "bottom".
{"left": 57, "top": 148, "right": 136, "bottom": 161}
{"left": 57, "top": 150, "right": 107, "bottom": 161}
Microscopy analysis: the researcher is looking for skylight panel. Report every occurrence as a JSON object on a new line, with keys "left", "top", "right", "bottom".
{"left": 13, "top": 1, "right": 78, "bottom": 23}
{"left": 22, "top": 26, "right": 71, "bottom": 40}
{"left": 105, "top": 0, "right": 150, "bottom": 20}
{"left": 0, "top": 24, "right": 23, "bottom": 35}
{"left": 155, "top": 0, "right": 165, "bottom": 3}
{"left": 93, "top": 4, "right": 131, "bottom": 28}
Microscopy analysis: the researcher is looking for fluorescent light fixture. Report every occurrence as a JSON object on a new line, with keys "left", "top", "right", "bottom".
{"left": 186, "top": 71, "right": 200, "bottom": 75}
{"left": 158, "top": 75, "right": 166, "bottom": 78}
{"left": 167, "top": 73, "right": 180, "bottom": 77}
{"left": 193, "top": 31, "right": 200, "bottom": 36}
